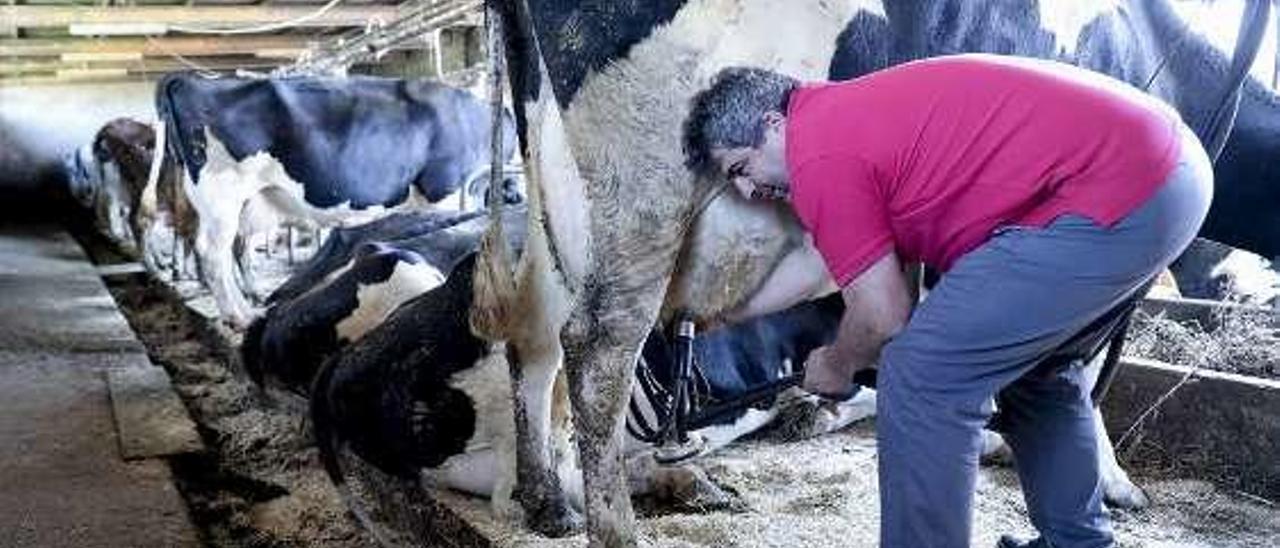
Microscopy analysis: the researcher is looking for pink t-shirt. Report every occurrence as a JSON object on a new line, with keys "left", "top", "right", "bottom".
{"left": 787, "top": 54, "right": 1183, "bottom": 286}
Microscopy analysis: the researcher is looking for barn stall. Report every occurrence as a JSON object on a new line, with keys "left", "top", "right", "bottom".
{"left": 2, "top": 0, "right": 1280, "bottom": 547}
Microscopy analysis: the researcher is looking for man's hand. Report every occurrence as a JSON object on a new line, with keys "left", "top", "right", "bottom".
{"left": 801, "top": 252, "right": 912, "bottom": 399}
{"left": 802, "top": 345, "right": 867, "bottom": 399}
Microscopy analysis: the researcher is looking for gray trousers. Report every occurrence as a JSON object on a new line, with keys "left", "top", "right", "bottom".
{"left": 877, "top": 125, "right": 1213, "bottom": 548}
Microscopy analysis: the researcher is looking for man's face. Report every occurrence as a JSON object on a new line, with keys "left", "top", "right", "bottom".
{"left": 711, "top": 111, "right": 790, "bottom": 201}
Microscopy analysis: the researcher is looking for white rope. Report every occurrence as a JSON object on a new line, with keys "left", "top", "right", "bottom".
{"left": 167, "top": 0, "right": 345, "bottom": 36}
{"left": 276, "top": 0, "right": 478, "bottom": 77}
{"left": 1115, "top": 360, "right": 1204, "bottom": 454}
{"left": 144, "top": 35, "right": 219, "bottom": 77}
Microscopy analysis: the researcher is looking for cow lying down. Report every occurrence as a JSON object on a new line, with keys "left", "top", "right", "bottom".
{"left": 307, "top": 252, "right": 879, "bottom": 523}
{"left": 241, "top": 209, "right": 508, "bottom": 393}
{"left": 245, "top": 205, "right": 875, "bottom": 507}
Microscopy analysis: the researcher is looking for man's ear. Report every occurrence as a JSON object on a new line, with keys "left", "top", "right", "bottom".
{"left": 762, "top": 110, "right": 785, "bottom": 129}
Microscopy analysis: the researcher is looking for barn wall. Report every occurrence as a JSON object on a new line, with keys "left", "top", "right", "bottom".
{"left": 0, "top": 81, "right": 156, "bottom": 216}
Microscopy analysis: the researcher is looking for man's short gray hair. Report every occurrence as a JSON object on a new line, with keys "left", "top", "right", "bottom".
{"left": 682, "top": 67, "right": 799, "bottom": 177}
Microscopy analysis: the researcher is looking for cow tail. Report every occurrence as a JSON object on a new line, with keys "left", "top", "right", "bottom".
{"left": 471, "top": 2, "right": 520, "bottom": 342}
{"left": 239, "top": 317, "right": 268, "bottom": 388}
{"left": 471, "top": 224, "right": 519, "bottom": 340}
{"left": 144, "top": 71, "right": 173, "bottom": 219}
{"left": 309, "top": 356, "right": 347, "bottom": 490}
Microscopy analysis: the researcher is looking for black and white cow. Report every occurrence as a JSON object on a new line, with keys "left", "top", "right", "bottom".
{"left": 311, "top": 261, "right": 877, "bottom": 529}
{"left": 242, "top": 208, "right": 524, "bottom": 394}
{"left": 474, "top": 0, "right": 1267, "bottom": 543}
{"left": 242, "top": 243, "right": 444, "bottom": 394}
{"left": 154, "top": 73, "right": 519, "bottom": 327}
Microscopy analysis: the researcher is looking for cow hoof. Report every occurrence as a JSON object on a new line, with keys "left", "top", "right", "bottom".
{"left": 525, "top": 500, "right": 584, "bottom": 538}
{"left": 1104, "top": 481, "right": 1151, "bottom": 510}
{"left": 979, "top": 430, "right": 1015, "bottom": 467}
{"left": 651, "top": 465, "right": 742, "bottom": 513}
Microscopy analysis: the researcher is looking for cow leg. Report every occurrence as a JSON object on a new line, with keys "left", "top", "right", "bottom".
{"left": 979, "top": 427, "right": 1015, "bottom": 465}
{"left": 117, "top": 177, "right": 142, "bottom": 257}
{"left": 563, "top": 329, "right": 643, "bottom": 548}
{"left": 561, "top": 283, "right": 668, "bottom": 548}
{"left": 1094, "top": 406, "right": 1149, "bottom": 509}
{"left": 980, "top": 353, "right": 1151, "bottom": 510}
{"left": 231, "top": 233, "right": 263, "bottom": 303}
{"left": 176, "top": 234, "right": 196, "bottom": 282}
{"left": 135, "top": 203, "right": 172, "bottom": 280}
{"left": 1080, "top": 352, "right": 1149, "bottom": 510}
{"left": 106, "top": 183, "right": 136, "bottom": 254}
{"left": 128, "top": 200, "right": 150, "bottom": 267}
{"left": 979, "top": 425, "right": 1148, "bottom": 510}
{"left": 136, "top": 213, "right": 165, "bottom": 277}
{"left": 170, "top": 225, "right": 183, "bottom": 281}
{"left": 507, "top": 324, "right": 583, "bottom": 537}
{"left": 193, "top": 200, "right": 255, "bottom": 328}
{"left": 108, "top": 192, "right": 131, "bottom": 248}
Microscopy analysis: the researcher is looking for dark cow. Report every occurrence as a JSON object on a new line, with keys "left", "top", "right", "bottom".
{"left": 476, "top": 0, "right": 1265, "bottom": 543}
{"left": 155, "top": 72, "right": 519, "bottom": 327}
{"left": 92, "top": 118, "right": 155, "bottom": 240}
{"left": 242, "top": 208, "right": 524, "bottom": 394}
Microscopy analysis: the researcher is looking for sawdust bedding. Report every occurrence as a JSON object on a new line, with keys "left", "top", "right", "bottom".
{"left": 100, "top": 231, "right": 1280, "bottom": 547}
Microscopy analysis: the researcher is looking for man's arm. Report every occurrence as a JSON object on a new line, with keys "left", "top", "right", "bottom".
{"left": 724, "top": 239, "right": 836, "bottom": 323}
{"left": 803, "top": 251, "right": 913, "bottom": 397}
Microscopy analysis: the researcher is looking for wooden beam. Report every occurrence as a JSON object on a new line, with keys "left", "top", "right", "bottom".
{"left": 6, "top": 0, "right": 16, "bottom": 39}
{"left": 1, "top": 73, "right": 151, "bottom": 86}
{"left": 0, "top": 35, "right": 426, "bottom": 57}
{"left": 2, "top": 5, "right": 401, "bottom": 29}
{"left": 0, "top": 56, "right": 384, "bottom": 86}
{"left": 0, "top": 56, "right": 283, "bottom": 76}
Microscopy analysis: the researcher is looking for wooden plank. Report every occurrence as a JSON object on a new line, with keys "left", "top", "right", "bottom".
{"left": 1, "top": 56, "right": 284, "bottom": 76}
{"left": 3, "top": 5, "right": 401, "bottom": 28}
{"left": 1, "top": 74, "right": 141, "bottom": 85}
{"left": 0, "top": 35, "right": 425, "bottom": 57}
{"left": 56, "top": 66, "right": 129, "bottom": 79}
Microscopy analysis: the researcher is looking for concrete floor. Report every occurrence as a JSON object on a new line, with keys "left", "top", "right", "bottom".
{"left": 0, "top": 223, "right": 200, "bottom": 548}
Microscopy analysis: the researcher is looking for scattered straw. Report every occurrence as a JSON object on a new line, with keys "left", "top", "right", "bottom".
{"left": 1125, "top": 304, "right": 1280, "bottom": 380}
